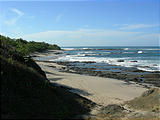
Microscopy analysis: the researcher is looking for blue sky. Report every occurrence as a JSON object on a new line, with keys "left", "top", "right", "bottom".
{"left": 0, "top": 0, "right": 159, "bottom": 46}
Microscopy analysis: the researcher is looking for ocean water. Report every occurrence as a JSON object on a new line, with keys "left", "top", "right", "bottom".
{"left": 53, "top": 46, "right": 160, "bottom": 72}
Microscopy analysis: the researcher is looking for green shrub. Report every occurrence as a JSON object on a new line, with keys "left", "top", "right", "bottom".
{"left": 0, "top": 35, "right": 61, "bottom": 56}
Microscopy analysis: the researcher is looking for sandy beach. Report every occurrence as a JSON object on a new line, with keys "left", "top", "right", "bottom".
{"left": 32, "top": 51, "right": 160, "bottom": 119}
{"left": 33, "top": 51, "right": 151, "bottom": 107}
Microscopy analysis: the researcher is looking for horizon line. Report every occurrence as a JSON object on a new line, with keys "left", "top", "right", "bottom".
{"left": 61, "top": 45, "right": 160, "bottom": 47}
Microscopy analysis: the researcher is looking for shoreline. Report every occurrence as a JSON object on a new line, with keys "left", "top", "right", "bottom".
{"left": 32, "top": 49, "right": 160, "bottom": 87}
{"left": 31, "top": 49, "right": 160, "bottom": 88}
{"left": 32, "top": 50, "right": 158, "bottom": 106}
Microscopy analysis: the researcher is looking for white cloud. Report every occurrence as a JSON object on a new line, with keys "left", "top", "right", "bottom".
{"left": 119, "top": 24, "right": 158, "bottom": 30}
{"left": 21, "top": 29, "right": 144, "bottom": 46}
{"left": 22, "top": 29, "right": 141, "bottom": 39}
{"left": 4, "top": 8, "right": 24, "bottom": 25}
{"left": 135, "top": 33, "right": 160, "bottom": 41}
{"left": 11, "top": 8, "right": 24, "bottom": 16}
{"left": 20, "top": 28, "right": 159, "bottom": 46}
{"left": 56, "top": 14, "right": 63, "bottom": 23}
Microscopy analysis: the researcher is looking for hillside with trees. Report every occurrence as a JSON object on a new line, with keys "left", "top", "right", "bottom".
{"left": 0, "top": 35, "right": 94, "bottom": 119}
{"left": 0, "top": 35, "right": 61, "bottom": 56}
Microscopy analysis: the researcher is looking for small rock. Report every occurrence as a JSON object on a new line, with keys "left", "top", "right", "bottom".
{"left": 130, "top": 60, "right": 138, "bottom": 62}
{"left": 117, "top": 60, "right": 124, "bottom": 62}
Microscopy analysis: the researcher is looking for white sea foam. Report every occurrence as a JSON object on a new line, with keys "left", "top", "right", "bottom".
{"left": 52, "top": 54, "right": 160, "bottom": 72}
{"left": 137, "top": 67, "right": 158, "bottom": 72}
{"left": 62, "top": 47, "right": 90, "bottom": 50}
{"left": 124, "top": 48, "right": 129, "bottom": 50}
{"left": 84, "top": 51, "right": 93, "bottom": 54}
{"left": 62, "top": 48, "right": 75, "bottom": 50}
{"left": 54, "top": 55, "right": 108, "bottom": 63}
{"left": 82, "top": 48, "right": 89, "bottom": 50}
{"left": 138, "top": 51, "right": 143, "bottom": 53}
{"left": 123, "top": 52, "right": 134, "bottom": 54}
{"left": 142, "top": 49, "right": 160, "bottom": 50}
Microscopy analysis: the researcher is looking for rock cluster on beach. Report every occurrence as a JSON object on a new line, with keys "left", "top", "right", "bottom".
{"left": 55, "top": 61, "right": 160, "bottom": 87}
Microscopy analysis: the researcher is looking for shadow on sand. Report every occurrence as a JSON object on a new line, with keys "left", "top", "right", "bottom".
{"left": 51, "top": 82, "right": 93, "bottom": 97}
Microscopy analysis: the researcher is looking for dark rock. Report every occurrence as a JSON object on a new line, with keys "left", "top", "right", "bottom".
{"left": 153, "top": 64, "right": 157, "bottom": 66}
{"left": 130, "top": 60, "right": 138, "bottom": 62}
{"left": 83, "top": 61, "right": 96, "bottom": 64}
{"left": 117, "top": 60, "right": 124, "bottom": 62}
{"left": 126, "top": 74, "right": 140, "bottom": 82}
{"left": 56, "top": 61, "right": 160, "bottom": 87}
{"left": 61, "top": 67, "right": 66, "bottom": 70}
{"left": 48, "top": 65, "right": 56, "bottom": 68}
{"left": 54, "top": 52, "right": 61, "bottom": 54}
{"left": 131, "top": 69, "right": 143, "bottom": 72}
{"left": 142, "top": 74, "right": 160, "bottom": 78}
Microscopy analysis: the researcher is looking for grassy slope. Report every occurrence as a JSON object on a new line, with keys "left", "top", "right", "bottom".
{"left": 87, "top": 88, "right": 160, "bottom": 120}
{"left": 126, "top": 88, "right": 160, "bottom": 112}
{"left": 1, "top": 37, "right": 95, "bottom": 119}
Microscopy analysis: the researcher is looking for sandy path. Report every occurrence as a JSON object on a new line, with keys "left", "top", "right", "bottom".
{"left": 36, "top": 61, "right": 148, "bottom": 106}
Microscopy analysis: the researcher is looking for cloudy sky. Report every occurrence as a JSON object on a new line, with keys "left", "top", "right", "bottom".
{"left": 0, "top": 0, "right": 159, "bottom": 46}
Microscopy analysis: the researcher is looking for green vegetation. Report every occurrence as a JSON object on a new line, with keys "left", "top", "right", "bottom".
{"left": 87, "top": 88, "right": 160, "bottom": 120}
{"left": 1, "top": 35, "right": 94, "bottom": 119}
{"left": 126, "top": 88, "right": 160, "bottom": 113}
{"left": 0, "top": 35, "right": 61, "bottom": 56}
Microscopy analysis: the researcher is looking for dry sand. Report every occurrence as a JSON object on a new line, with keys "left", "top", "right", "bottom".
{"left": 36, "top": 60, "right": 149, "bottom": 106}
